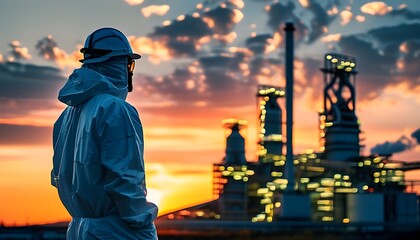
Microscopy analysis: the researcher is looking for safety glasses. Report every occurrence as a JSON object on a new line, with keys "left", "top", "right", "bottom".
{"left": 80, "top": 48, "right": 112, "bottom": 59}
{"left": 128, "top": 59, "right": 135, "bottom": 72}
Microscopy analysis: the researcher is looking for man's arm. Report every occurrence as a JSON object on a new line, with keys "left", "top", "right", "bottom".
{"left": 100, "top": 103, "right": 158, "bottom": 228}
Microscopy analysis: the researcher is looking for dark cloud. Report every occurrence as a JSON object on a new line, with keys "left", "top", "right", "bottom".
{"left": 0, "top": 124, "right": 51, "bottom": 145}
{"left": 0, "top": 61, "right": 65, "bottom": 99}
{"left": 370, "top": 136, "right": 412, "bottom": 155}
{"left": 135, "top": 49, "right": 255, "bottom": 112}
{"left": 203, "top": 6, "right": 237, "bottom": 35}
{"left": 306, "top": 1, "right": 336, "bottom": 43}
{"left": 338, "top": 23, "right": 420, "bottom": 100}
{"left": 8, "top": 41, "right": 31, "bottom": 61}
{"left": 150, "top": 4, "right": 243, "bottom": 57}
{"left": 266, "top": 1, "right": 336, "bottom": 44}
{"left": 35, "top": 36, "right": 58, "bottom": 60}
{"left": 368, "top": 23, "right": 420, "bottom": 46}
{"left": 390, "top": 8, "right": 420, "bottom": 20}
{"left": 267, "top": 2, "right": 308, "bottom": 44}
{"left": 411, "top": 128, "right": 420, "bottom": 144}
{"left": 0, "top": 98, "right": 60, "bottom": 119}
{"left": 267, "top": 2, "right": 296, "bottom": 31}
{"left": 153, "top": 15, "right": 211, "bottom": 38}
{"left": 200, "top": 50, "right": 244, "bottom": 72}
{"left": 245, "top": 34, "right": 273, "bottom": 55}
{"left": 371, "top": 128, "right": 420, "bottom": 155}
{"left": 151, "top": 15, "right": 212, "bottom": 57}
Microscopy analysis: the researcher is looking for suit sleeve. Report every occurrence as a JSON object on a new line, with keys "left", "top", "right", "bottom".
{"left": 51, "top": 108, "right": 68, "bottom": 188}
{"left": 100, "top": 103, "right": 158, "bottom": 228}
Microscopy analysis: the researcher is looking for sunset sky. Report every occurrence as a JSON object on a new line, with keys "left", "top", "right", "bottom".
{"left": 0, "top": 0, "right": 419, "bottom": 226}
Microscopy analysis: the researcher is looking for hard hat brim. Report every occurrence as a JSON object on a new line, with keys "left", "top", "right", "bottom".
{"left": 80, "top": 52, "right": 141, "bottom": 64}
{"left": 129, "top": 53, "right": 141, "bottom": 60}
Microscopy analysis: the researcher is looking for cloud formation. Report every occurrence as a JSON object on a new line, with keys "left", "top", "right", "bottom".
{"left": 151, "top": 15, "right": 212, "bottom": 57}
{"left": 8, "top": 41, "right": 32, "bottom": 61}
{"left": 321, "top": 33, "right": 341, "bottom": 42}
{"left": 141, "top": 5, "right": 170, "bottom": 18}
{"left": 412, "top": 129, "right": 420, "bottom": 144}
{"left": 266, "top": 1, "right": 336, "bottom": 44}
{"left": 371, "top": 136, "right": 413, "bottom": 155}
{"left": 36, "top": 35, "right": 82, "bottom": 68}
{"left": 371, "top": 128, "right": 420, "bottom": 155}
{"left": 361, "top": 1, "right": 393, "bottom": 16}
{"left": 338, "top": 23, "right": 420, "bottom": 100}
{"left": 0, "top": 124, "right": 51, "bottom": 145}
{"left": 0, "top": 61, "right": 64, "bottom": 98}
{"left": 124, "top": 0, "right": 144, "bottom": 6}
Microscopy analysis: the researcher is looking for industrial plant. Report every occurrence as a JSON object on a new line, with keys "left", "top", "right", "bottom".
{"left": 155, "top": 23, "right": 420, "bottom": 238}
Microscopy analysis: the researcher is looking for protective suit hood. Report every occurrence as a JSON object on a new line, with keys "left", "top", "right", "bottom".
{"left": 58, "top": 66, "right": 128, "bottom": 107}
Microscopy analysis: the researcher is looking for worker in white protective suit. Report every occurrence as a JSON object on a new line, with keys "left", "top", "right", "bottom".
{"left": 51, "top": 27, "right": 158, "bottom": 239}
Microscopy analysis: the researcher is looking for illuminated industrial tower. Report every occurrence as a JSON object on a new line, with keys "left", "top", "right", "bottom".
{"left": 217, "top": 119, "right": 249, "bottom": 220}
{"left": 320, "top": 53, "right": 360, "bottom": 161}
{"left": 257, "top": 85, "right": 285, "bottom": 163}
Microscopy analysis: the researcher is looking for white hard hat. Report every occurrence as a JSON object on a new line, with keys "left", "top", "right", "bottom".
{"left": 79, "top": 27, "right": 141, "bottom": 64}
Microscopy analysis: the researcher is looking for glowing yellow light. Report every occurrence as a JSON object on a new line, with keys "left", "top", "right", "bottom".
{"left": 273, "top": 178, "right": 288, "bottom": 184}
{"left": 265, "top": 205, "right": 271, "bottom": 213}
{"left": 317, "top": 200, "right": 332, "bottom": 205}
{"left": 343, "top": 175, "right": 350, "bottom": 181}
{"left": 358, "top": 162, "right": 364, "bottom": 167}
{"left": 335, "top": 188, "right": 357, "bottom": 193}
{"left": 321, "top": 178, "right": 335, "bottom": 187}
{"left": 334, "top": 174, "right": 341, "bottom": 179}
{"left": 326, "top": 55, "right": 332, "bottom": 60}
{"left": 243, "top": 177, "right": 248, "bottom": 182}
{"left": 227, "top": 166, "right": 234, "bottom": 171}
{"left": 219, "top": 166, "right": 225, "bottom": 171}
{"left": 318, "top": 206, "right": 333, "bottom": 211}
{"left": 362, "top": 185, "right": 368, "bottom": 190}
{"left": 320, "top": 192, "right": 334, "bottom": 198}
{"left": 257, "top": 188, "right": 269, "bottom": 195}
{"left": 322, "top": 216, "right": 334, "bottom": 221}
{"left": 331, "top": 58, "right": 338, "bottom": 63}
{"left": 342, "top": 218, "right": 350, "bottom": 224}
{"left": 300, "top": 178, "right": 310, "bottom": 183}
{"left": 275, "top": 202, "right": 281, "bottom": 208}
{"left": 307, "top": 182, "right": 320, "bottom": 189}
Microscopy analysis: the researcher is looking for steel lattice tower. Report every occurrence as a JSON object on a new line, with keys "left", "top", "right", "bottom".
{"left": 320, "top": 53, "right": 361, "bottom": 161}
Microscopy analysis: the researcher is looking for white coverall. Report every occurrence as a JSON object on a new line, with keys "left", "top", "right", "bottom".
{"left": 51, "top": 61, "right": 158, "bottom": 239}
